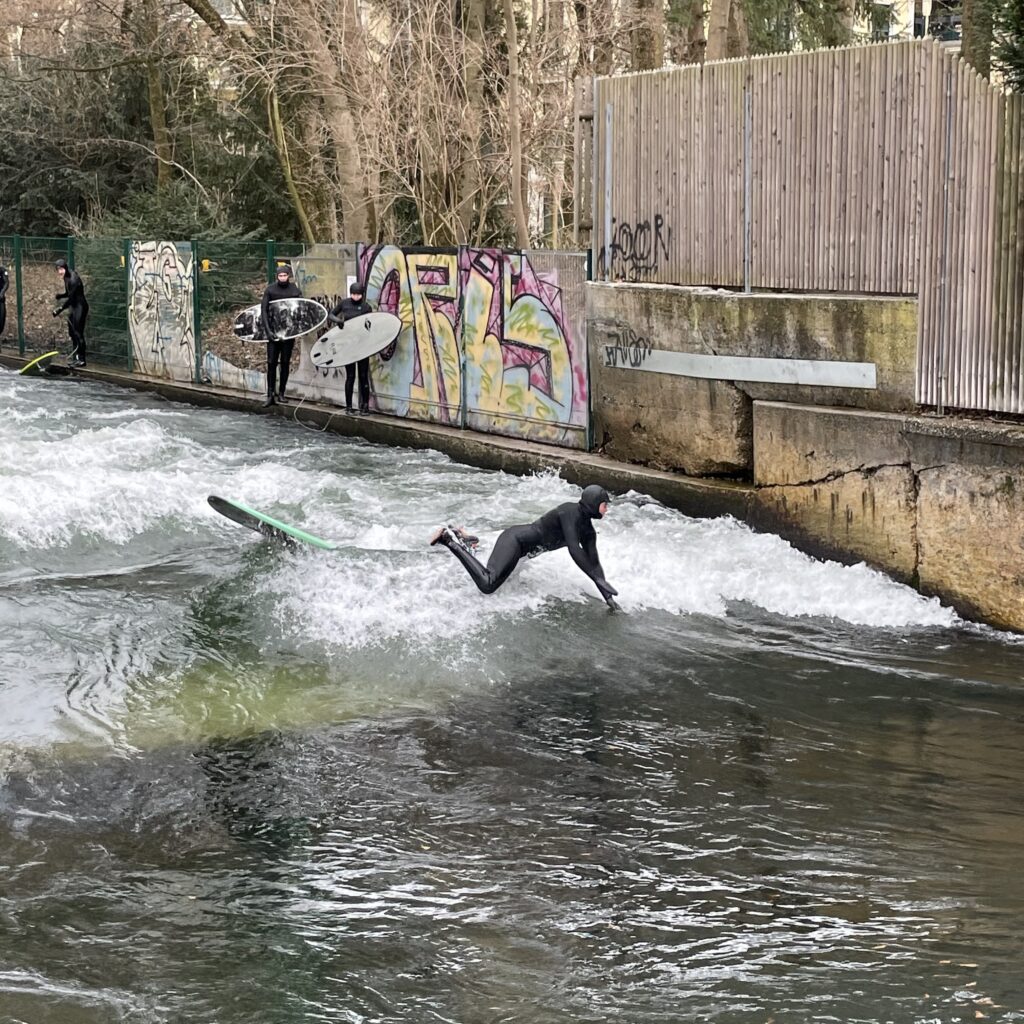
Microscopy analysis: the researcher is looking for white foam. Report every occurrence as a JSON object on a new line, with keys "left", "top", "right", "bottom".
{"left": 0, "top": 377, "right": 956, "bottom": 632}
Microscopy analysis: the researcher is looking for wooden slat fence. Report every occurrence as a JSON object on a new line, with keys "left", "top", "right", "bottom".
{"left": 591, "top": 39, "right": 1024, "bottom": 414}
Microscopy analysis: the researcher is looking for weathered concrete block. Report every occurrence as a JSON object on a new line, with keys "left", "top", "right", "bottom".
{"left": 753, "top": 402, "right": 910, "bottom": 486}
{"left": 751, "top": 402, "right": 918, "bottom": 579}
{"left": 913, "top": 456, "right": 1024, "bottom": 631}
{"left": 591, "top": 352, "right": 752, "bottom": 475}
{"left": 587, "top": 282, "right": 918, "bottom": 413}
{"left": 752, "top": 465, "right": 919, "bottom": 582}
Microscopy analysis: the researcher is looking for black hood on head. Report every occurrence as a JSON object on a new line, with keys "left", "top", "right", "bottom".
{"left": 580, "top": 484, "right": 610, "bottom": 518}
{"left": 55, "top": 258, "right": 68, "bottom": 271}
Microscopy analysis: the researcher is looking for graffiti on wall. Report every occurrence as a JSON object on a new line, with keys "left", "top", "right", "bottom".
{"left": 128, "top": 241, "right": 195, "bottom": 381}
{"left": 357, "top": 244, "right": 588, "bottom": 446}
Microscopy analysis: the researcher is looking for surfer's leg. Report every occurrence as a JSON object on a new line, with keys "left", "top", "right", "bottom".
{"left": 265, "top": 340, "right": 280, "bottom": 404}
{"left": 431, "top": 525, "right": 525, "bottom": 595}
{"left": 357, "top": 357, "right": 371, "bottom": 413}
{"left": 67, "top": 310, "right": 86, "bottom": 365}
{"left": 0, "top": 299, "right": 6, "bottom": 341}
{"left": 278, "top": 339, "right": 294, "bottom": 397}
{"left": 344, "top": 363, "right": 356, "bottom": 410}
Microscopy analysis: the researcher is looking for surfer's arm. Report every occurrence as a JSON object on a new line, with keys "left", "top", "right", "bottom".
{"left": 0, "top": 273, "right": 8, "bottom": 300}
{"left": 260, "top": 290, "right": 277, "bottom": 340}
{"left": 326, "top": 301, "right": 345, "bottom": 327}
{"left": 559, "top": 509, "right": 617, "bottom": 598}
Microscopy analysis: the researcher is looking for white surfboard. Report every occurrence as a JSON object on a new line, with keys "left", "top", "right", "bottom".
{"left": 233, "top": 297, "right": 328, "bottom": 343}
{"left": 310, "top": 312, "right": 402, "bottom": 368}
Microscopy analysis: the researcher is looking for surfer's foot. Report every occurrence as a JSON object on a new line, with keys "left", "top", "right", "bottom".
{"left": 450, "top": 525, "right": 479, "bottom": 549}
{"left": 429, "top": 526, "right": 451, "bottom": 547}
{"left": 359, "top": 405, "right": 370, "bottom": 415}
{"left": 262, "top": 395, "right": 275, "bottom": 407}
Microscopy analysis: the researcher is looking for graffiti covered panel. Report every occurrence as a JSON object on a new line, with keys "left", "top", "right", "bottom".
{"left": 357, "top": 244, "right": 589, "bottom": 447}
{"left": 128, "top": 241, "right": 195, "bottom": 381}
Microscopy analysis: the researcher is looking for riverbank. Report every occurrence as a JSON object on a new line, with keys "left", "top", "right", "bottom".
{"left": 6, "top": 353, "right": 1023, "bottom": 633}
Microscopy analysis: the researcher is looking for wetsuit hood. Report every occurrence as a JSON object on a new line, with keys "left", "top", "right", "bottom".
{"left": 580, "top": 484, "right": 610, "bottom": 519}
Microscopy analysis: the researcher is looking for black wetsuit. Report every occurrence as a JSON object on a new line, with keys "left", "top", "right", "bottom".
{"left": 261, "top": 279, "right": 302, "bottom": 397}
{"left": 56, "top": 269, "right": 88, "bottom": 364}
{"left": 0, "top": 265, "right": 8, "bottom": 342}
{"left": 439, "top": 486, "right": 617, "bottom": 601}
{"left": 329, "top": 296, "right": 373, "bottom": 411}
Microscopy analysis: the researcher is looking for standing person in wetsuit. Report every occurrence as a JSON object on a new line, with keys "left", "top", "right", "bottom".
{"left": 430, "top": 484, "right": 619, "bottom": 608}
{"left": 261, "top": 263, "right": 302, "bottom": 407}
{"left": 0, "top": 263, "right": 9, "bottom": 345}
{"left": 327, "top": 280, "right": 373, "bottom": 414}
{"left": 54, "top": 258, "right": 88, "bottom": 367}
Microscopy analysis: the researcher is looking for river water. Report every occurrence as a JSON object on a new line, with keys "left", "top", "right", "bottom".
{"left": 1, "top": 369, "right": 1023, "bottom": 1023}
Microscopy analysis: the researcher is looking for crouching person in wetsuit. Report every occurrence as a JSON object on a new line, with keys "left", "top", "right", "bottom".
{"left": 54, "top": 258, "right": 89, "bottom": 367}
{"left": 430, "top": 484, "right": 619, "bottom": 608}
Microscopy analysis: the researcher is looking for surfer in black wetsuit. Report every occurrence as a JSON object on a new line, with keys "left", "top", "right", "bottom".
{"left": 261, "top": 263, "right": 302, "bottom": 407}
{"left": 430, "top": 485, "right": 619, "bottom": 608}
{"left": 0, "top": 263, "right": 9, "bottom": 344}
{"left": 327, "top": 280, "right": 373, "bottom": 414}
{"left": 53, "top": 258, "right": 88, "bottom": 367}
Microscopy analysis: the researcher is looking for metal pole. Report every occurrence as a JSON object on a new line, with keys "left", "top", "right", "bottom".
{"left": 604, "top": 100, "right": 613, "bottom": 279}
{"left": 458, "top": 245, "right": 468, "bottom": 429}
{"left": 744, "top": 65, "right": 753, "bottom": 295}
{"left": 123, "top": 238, "right": 133, "bottom": 372}
{"left": 937, "top": 61, "right": 954, "bottom": 416}
{"left": 192, "top": 239, "right": 202, "bottom": 384}
{"left": 13, "top": 235, "right": 24, "bottom": 356}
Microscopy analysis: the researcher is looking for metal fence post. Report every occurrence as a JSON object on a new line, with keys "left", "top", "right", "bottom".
{"left": 937, "top": 61, "right": 954, "bottom": 416}
{"left": 191, "top": 239, "right": 202, "bottom": 384}
{"left": 122, "top": 238, "right": 134, "bottom": 372}
{"left": 458, "top": 245, "right": 468, "bottom": 429}
{"left": 743, "top": 63, "right": 753, "bottom": 295}
{"left": 13, "top": 234, "right": 24, "bottom": 356}
{"left": 603, "top": 101, "right": 613, "bottom": 279}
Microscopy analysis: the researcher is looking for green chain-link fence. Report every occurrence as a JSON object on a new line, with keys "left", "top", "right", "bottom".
{"left": 0, "top": 236, "right": 593, "bottom": 450}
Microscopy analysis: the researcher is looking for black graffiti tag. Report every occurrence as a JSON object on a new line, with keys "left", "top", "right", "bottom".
{"left": 603, "top": 327, "right": 653, "bottom": 369}
{"left": 598, "top": 214, "right": 672, "bottom": 281}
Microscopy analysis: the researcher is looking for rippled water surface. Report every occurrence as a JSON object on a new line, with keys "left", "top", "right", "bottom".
{"left": 2, "top": 369, "right": 1024, "bottom": 1023}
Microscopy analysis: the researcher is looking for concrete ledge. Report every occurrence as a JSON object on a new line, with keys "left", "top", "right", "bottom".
{"left": 752, "top": 401, "right": 1024, "bottom": 630}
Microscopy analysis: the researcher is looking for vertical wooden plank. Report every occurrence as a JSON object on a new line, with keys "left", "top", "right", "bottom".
{"left": 828, "top": 48, "right": 841, "bottom": 291}
{"left": 991, "top": 91, "right": 1006, "bottom": 411}
{"left": 1011, "top": 93, "right": 1024, "bottom": 411}
{"left": 918, "top": 42, "right": 940, "bottom": 403}
{"left": 981, "top": 73, "right": 998, "bottom": 408}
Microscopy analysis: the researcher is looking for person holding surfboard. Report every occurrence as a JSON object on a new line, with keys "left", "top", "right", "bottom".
{"left": 430, "top": 484, "right": 620, "bottom": 609}
{"left": 327, "top": 281, "right": 373, "bottom": 414}
{"left": 261, "top": 263, "right": 302, "bottom": 406}
{"left": 53, "top": 258, "right": 89, "bottom": 367}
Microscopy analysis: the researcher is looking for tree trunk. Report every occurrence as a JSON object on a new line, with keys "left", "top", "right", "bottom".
{"left": 504, "top": 0, "right": 530, "bottom": 248}
{"left": 457, "top": 0, "right": 486, "bottom": 243}
{"left": 962, "top": 0, "right": 994, "bottom": 79}
{"left": 706, "top": 0, "right": 732, "bottom": 61}
{"left": 139, "top": 0, "right": 172, "bottom": 190}
{"left": 631, "top": 0, "right": 664, "bottom": 70}
{"left": 668, "top": 0, "right": 707, "bottom": 65}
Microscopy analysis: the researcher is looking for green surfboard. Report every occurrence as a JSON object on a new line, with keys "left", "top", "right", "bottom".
{"left": 208, "top": 495, "right": 338, "bottom": 551}
{"left": 19, "top": 350, "right": 61, "bottom": 375}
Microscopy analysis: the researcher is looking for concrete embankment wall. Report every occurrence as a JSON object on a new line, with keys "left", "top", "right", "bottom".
{"left": 587, "top": 282, "right": 1024, "bottom": 633}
